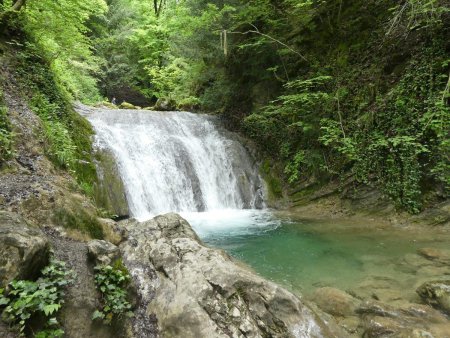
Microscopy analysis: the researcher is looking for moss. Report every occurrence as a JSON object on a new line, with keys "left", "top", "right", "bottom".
{"left": 53, "top": 207, "right": 104, "bottom": 239}
{"left": 260, "top": 159, "right": 283, "bottom": 201}
{"left": 93, "top": 150, "right": 129, "bottom": 217}
{"left": 118, "top": 101, "right": 138, "bottom": 109}
{"left": 0, "top": 89, "right": 13, "bottom": 166}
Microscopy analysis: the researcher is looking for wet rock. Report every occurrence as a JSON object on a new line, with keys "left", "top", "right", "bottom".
{"left": 311, "top": 287, "right": 359, "bottom": 316}
{"left": 121, "top": 213, "right": 343, "bottom": 338}
{"left": 87, "top": 239, "right": 120, "bottom": 265}
{"left": 416, "top": 280, "right": 450, "bottom": 314}
{"left": 356, "top": 300, "right": 450, "bottom": 337}
{"left": 418, "top": 248, "right": 450, "bottom": 265}
{"left": 399, "top": 303, "right": 448, "bottom": 323}
{"left": 0, "top": 211, "right": 50, "bottom": 287}
{"left": 356, "top": 301, "right": 400, "bottom": 318}
{"left": 363, "top": 316, "right": 404, "bottom": 337}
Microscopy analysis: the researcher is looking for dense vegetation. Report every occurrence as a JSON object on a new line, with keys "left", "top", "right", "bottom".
{"left": 0, "top": 0, "right": 449, "bottom": 213}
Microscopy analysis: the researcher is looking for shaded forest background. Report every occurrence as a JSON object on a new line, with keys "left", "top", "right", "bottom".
{"left": 0, "top": 0, "right": 449, "bottom": 214}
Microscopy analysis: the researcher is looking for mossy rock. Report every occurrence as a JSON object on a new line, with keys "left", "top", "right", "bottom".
{"left": 96, "top": 101, "right": 116, "bottom": 109}
{"left": 118, "top": 101, "right": 138, "bottom": 109}
{"left": 260, "top": 159, "right": 283, "bottom": 201}
{"left": 93, "top": 149, "right": 129, "bottom": 218}
{"left": 53, "top": 207, "right": 104, "bottom": 239}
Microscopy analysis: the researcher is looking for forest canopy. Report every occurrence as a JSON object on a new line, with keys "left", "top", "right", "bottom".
{"left": 0, "top": 0, "right": 449, "bottom": 213}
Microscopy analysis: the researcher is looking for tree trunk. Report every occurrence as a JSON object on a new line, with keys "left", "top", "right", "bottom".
{"left": 12, "top": 0, "right": 26, "bottom": 11}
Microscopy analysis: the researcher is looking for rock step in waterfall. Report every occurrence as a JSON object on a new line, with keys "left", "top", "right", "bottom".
{"left": 83, "top": 106, "right": 265, "bottom": 220}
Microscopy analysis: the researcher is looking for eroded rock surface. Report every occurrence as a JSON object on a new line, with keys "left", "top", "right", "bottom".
{"left": 0, "top": 211, "right": 50, "bottom": 287}
{"left": 417, "top": 280, "right": 450, "bottom": 315}
{"left": 87, "top": 239, "right": 120, "bottom": 265}
{"left": 120, "top": 213, "right": 342, "bottom": 338}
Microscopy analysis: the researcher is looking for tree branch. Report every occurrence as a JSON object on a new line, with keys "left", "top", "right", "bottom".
{"left": 11, "top": 0, "right": 26, "bottom": 11}
{"left": 228, "top": 24, "right": 308, "bottom": 62}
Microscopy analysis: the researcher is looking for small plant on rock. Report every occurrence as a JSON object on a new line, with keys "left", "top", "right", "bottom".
{"left": 0, "top": 257, "right": 75, "bottom": 337}
{"left": 92, "top": 262, "right": 133, "bottom": 325}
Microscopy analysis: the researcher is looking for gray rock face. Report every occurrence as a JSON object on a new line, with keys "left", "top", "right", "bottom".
{"left": 0, "top": 211, "right": 50, "bottom": 288}
{"left": 120, "top": 213, "right": 342, "bottom": 338}
{"left": 87, "top": 239, "right": 120, "bottom": 265}
{"left": 417, "top": 280, "right": 450, "bottom": 315}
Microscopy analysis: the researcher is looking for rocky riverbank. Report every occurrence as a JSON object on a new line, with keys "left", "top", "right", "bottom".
{"left": 1, "top": 210, "right": 350, "bottom": 337}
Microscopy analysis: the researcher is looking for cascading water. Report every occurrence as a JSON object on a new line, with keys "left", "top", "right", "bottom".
{"left": 83, "top": 106, "right": 266, "bottom": 221}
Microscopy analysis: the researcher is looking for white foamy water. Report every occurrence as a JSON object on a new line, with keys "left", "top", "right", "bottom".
{"left": 85, "top": 107, "right": 265, "bottom": 220}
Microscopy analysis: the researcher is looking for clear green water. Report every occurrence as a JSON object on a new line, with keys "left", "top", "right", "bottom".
{"left": 186, "top": 210, "right": 450, "bottom": 300}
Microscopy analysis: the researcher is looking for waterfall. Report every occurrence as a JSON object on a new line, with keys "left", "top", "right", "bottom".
{"left": 84, "top": 107, "right": 265, "bottom": 220}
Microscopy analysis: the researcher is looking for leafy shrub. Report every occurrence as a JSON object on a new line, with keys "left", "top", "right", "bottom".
{"left": 29, "top": 93, "right": 77, "bottom": 169}
{"left": 92, "top": 263, "right": 132, "bottom": 325}
{"left": 0, "top": 258, "right": 75, "bottom": 337}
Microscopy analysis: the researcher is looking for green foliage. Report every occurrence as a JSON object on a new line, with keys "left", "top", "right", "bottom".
{"left": 21, "top": 0, "right": 107, "bottom": 102}
{"left": 245, "top": 76, "right": 333, "bottom": 182}
{"left": 53, "top": 207, "right": 104, "bottom": 239}
{"left": 387, "top": 0, "right": 449, "bottom": 36}
{"left": 0, "top": 258, "right": 75, "bottom": 337}
{"left": 92, "top": 263, "right": 132, "bottom": 325}
{"left": 29, "top": 93, "right": 77, "bottom": 169}
{"left": 0, "top": 90, "right": 13, "bottom": 165}
{"left": 14, "top": 41, "right": 99, "bottom": 198}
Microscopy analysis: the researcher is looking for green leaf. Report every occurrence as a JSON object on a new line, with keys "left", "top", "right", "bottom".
{"left": 43, "top": 303, "right": 61, "bottom": 316}
{"left": 92, "top": 310, "right": 104, "bottom": 320}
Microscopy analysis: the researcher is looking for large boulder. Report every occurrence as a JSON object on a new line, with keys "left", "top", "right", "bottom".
{"left": 120, "top": 213, "right": 343, "bottom": 338}
{"left": 416, "top": 280, "right": 450, "bottom": 314}
{"left": 0, "top": 211, "right": 50, "bottom": 288}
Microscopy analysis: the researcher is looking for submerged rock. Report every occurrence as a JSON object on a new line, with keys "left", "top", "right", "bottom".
{"left": 355, "top": 300, "right": 450, "bottom": 338}
{"left": 416, "top": 280, "right": 450, "bottom": 314}
{"left": 310, "top": 287, "right": 359, "bottom": 317}
{"left": 0, "top": 211, "right": 50, "bottom": 287}
{"left": 120, "top": 213, "right": 343, "bottom": 338}
{"left": 418, "top": 247, "right": 450, "bottom": 265}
